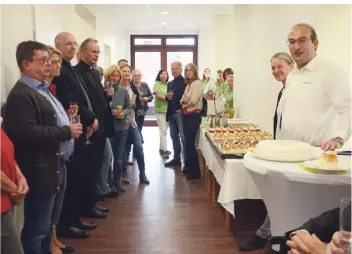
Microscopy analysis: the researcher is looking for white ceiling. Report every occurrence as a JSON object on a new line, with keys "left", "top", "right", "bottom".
{"left": 85, "top": 4, "right": 234, "bottom": 32}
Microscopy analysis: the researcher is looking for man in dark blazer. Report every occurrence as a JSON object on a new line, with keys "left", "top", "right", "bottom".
{"left": 53, "top": 32, "right": 104, "bottom": 239}
{"left": 3, "top": 40, "right": 82, "bottom": 254}
{"left": 74, "top": 38, "right": 113, "bottom": 219}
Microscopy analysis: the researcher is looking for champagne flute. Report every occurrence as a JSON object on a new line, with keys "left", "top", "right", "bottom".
{"left": 69, "top": 102, "right": 78, "bottom": 116}
{"left": 340, "top": 198, "right": 352, "bottom": 250}
{"left": 339, "top": 198, "right": 352, "bottom": 253}
{"left": 85, "top": 127, "right": 94, "bottom": 145}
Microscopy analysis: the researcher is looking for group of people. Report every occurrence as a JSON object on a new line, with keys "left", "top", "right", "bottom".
{"left": 0, "top": 21, "right": 351, "bottom": 254}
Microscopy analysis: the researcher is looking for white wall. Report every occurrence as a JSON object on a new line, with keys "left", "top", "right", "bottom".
{"left": 0, "top": 4, "right": 98, "bottom": 102}
{"left": 232, "top": 4, "right": 351, "bottom": 133}
{"left": 212, "top": 15, "right": 235, "bottom": 71}
{"left": 1, "top": 4, "right": 34, "bottom": 102}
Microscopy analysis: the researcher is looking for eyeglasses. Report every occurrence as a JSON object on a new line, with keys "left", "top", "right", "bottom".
{"left": 32, "top": 57, "right": 51, "bottom": 66}
{"left": 287, "top": 37, "right": 309, "bottom": 47}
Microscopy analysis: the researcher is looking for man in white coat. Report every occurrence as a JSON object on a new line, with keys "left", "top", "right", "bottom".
{"left": 239, "top": 23, "right": 351, "bottom": 254}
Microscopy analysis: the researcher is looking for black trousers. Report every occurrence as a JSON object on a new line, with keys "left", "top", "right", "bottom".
{"left": 58, "top": 134, "right": 105, "bottom": 229}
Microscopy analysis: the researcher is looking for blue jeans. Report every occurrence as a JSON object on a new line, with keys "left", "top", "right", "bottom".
{"left": 51, "top": 164, "right": 66, "bottom": 226}
{"left": 183, "top": 113, "right": 202, "bottom": 175}
{"left": 111, "top": 130, "right": 128, "bottom": 183}
{"left": 96, "top": 138, "right": 113, "bottom": 195}
{"left": 168, "top": 112, "right": 186, "bottom": 162}
{"left": 123, "top": 126, "right": 145, "bottom": 173}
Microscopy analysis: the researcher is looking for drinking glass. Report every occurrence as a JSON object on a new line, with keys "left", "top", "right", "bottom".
{"left": 340, "top": 198, "right": 352, "bottom": 250}
{"left": 70, "top": 115, "right": 80, "bottom": 124}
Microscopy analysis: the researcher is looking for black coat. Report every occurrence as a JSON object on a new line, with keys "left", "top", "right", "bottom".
{"left": 3, "top": 81, "right": 71, "bottom": 194}
{"left": 52, "top": 59, "right": 96, "bottom": 132}
{"left": 74, "top": 61, "right": 113, "bottom": 138}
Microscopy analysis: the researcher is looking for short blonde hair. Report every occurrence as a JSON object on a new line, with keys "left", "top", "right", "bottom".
{"left": 47, "top": 45, "right": 62, "bottom": 58}
{"left": 271, "top": 52, "right": 294, "bottom": 65}
{"left": 184, "top": 63, "right": 199, "bottom": 84}
{"left": 104, "top": 64, "right": 122, "bottom": 81}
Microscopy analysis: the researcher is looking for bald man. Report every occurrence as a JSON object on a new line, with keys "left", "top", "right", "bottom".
{"left": 52, "top": 32, "right": 99, "bottom": 239}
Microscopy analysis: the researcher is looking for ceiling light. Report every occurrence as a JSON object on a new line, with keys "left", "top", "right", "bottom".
{"left": 161, "top": 22, "right": 167, "bottom": 25}
{"left": 161, "top": 11, "right": 168, "bottom": 15}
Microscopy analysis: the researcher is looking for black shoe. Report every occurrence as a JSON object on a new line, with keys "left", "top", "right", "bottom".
{"left": 139, "top": 172, "right": 150, "bottom": 184}
{"left": 238, "top": 235, "right": 268, "bottom": 251}
{"left": 57, "top": 226, "right": 89, "bottom": 239}
{"left": 60, "top": 246, "right": 75, "bottom": 253}
{"left": 105, "top": 190, "right": 119, "bottom": 198}
{"left": 164, "top": 159, "right": 181, "bottom": 168}
{"left": 94, "top": 205, "right": 109, "bottom": 213}
{"left": 182, "top": 166, "right": 189, "bottom": 175}
{"left": 185, "top": 174, "right": 201, "bottom": 180}
{"left": 96, "top": 194, "right": 105, "bottom": 201}
{"left": 75, "top": 220, "right": 97, "bottom": 231}
{"left": 84, "top": 208, "right": 108, "bottom": 219}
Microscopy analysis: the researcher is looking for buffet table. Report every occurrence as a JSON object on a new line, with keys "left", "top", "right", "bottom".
{"left": 197, "top": 128, "right": 262, "bottom": 218}
{"left": 243, "top": 151, "right": 352, "bottom": 237}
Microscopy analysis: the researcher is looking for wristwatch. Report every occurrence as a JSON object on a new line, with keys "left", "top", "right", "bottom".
{"left": 331, "top": 136, "right": 344, "bottom": 145}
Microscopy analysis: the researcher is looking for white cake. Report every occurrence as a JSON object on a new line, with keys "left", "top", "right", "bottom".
{"left": 253, "top": 140, "right": 315, "bottom": 162}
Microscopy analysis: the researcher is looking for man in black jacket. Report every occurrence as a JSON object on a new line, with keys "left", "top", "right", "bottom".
{"left": 3, "top": 40, "right": 82, "bottom": 254}
{"left": 164, "top": 61, "right": 186, "bottom": 169}
{"left": 53, "top": 32, "right": 104, "bottom": 239}
{"left": 74, "top": 38, "right": 113, "bottom": 217}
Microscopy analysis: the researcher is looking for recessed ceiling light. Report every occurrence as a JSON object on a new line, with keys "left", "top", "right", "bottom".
{"left": 161, "top": 22, "right": 167, "bottom": 25}
{"left": 161, "top": 11, "right": 168, "bottom": 15}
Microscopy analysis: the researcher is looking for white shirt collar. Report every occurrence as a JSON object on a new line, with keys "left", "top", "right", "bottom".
{"left": 292, "top": 54, "right": 319, "bottom": 72}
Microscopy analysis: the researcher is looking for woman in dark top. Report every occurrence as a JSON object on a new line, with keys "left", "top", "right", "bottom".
{"left": 238, "top": 52, "right": 293, "bottom": 252}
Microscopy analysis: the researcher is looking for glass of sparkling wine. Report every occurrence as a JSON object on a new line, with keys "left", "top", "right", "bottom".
{"left": 70, "top": 115, "right": 80, "bottom": 124}
{"left": 340, "top": 198, "right": 352, "bottom": 250}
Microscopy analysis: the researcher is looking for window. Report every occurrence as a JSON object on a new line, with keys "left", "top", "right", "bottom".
{"left": 130, "top": 35, "right": 198, "bottom": 124}
{"left": 134, "top": 38, "right": 162, "bottom": 45}
{"left": 166, "top": 37, "right": 195, "bottom": 45}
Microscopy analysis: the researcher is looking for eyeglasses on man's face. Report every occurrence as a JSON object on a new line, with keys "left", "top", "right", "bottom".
{"left": 287, "top": 37, "right": 309, "bottom": 47}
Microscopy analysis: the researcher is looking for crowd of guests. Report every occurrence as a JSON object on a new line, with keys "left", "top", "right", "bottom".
{"left": 1, "top": 22, "right": 351, "bottom": 254}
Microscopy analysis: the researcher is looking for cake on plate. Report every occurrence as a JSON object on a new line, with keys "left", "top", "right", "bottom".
{"left": 253, "top": 140, "right": 315, "bottom": 162}
{"left": 320, "top": 151, "right": 339, "bottom": 169}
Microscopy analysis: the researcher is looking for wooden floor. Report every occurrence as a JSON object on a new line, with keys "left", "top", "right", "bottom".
{"left": 61, "top": 127, "right": 265, "bottom": 254}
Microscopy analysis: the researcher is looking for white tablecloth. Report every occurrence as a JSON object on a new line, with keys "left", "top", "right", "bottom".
{"left": 197, "top": 129, "right": 262, "bottom": 216}
{"left": 243, "top": 152, "right": 351, "bottom": 236}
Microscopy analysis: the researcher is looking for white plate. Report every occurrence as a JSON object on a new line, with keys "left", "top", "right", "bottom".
{"left": 252, "top": 151, "right": 317, "bottom": 162}
{"left": 303, "top": 159, "right": 350, "bottom": 172}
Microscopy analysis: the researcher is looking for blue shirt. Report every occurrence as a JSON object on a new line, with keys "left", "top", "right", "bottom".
{"left": 20, "top": 75, "right": 74, "bottom": 161}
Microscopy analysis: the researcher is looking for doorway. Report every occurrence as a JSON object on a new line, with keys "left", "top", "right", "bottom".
{"left": 131, "top": 35, "right": 198, "bottom": 126}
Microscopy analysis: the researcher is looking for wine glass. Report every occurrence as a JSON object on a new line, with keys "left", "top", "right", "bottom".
{"left": 340, "top": 198, "right": 352, "bottom": 249}
{"left": 85, "top": 127, "right": 93, "bottom": 145}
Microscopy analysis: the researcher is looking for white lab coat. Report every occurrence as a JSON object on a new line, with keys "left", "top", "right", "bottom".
{"left": 276, "top": 55, "right": 351, "bottom": 146}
